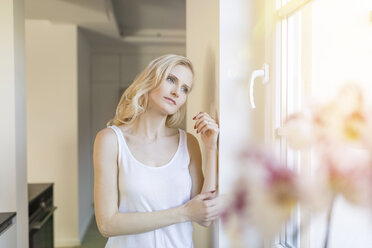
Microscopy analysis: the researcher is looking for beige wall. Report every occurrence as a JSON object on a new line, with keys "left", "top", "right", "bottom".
{"left": 26, "top": 20, "right": 80, "bottom": 246}
{"left": 186, "top": 0, "right": 220, "bottom": 247}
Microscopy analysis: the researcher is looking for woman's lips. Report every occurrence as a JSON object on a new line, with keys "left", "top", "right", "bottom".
{"left": 164, "top": 97, "right": 176, "bottom": 105}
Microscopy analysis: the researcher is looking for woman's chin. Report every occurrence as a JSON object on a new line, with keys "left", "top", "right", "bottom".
{"left": 158, "top": 107, "right": 178, "bottom": 116}
{"left": 161, "top": 104, "right": 179, "bottom": 115}
{"left": 166, "top": 110, "right": 178, "bottom": 116}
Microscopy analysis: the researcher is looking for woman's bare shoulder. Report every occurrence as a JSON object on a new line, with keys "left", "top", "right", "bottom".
{"left": 95, "top": 127, "right": 117, "bottom": 144}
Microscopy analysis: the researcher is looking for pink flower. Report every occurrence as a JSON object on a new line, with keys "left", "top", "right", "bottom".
{"left": 284, "top": 84, "right": 369, "bottom": 149}
{"left": 223, "top": 148, "right": 301, "bottom": 238}
{"left": 223, "top": 84, "right": 372, "bottom": 246}
{"left": 283, "top": 111, "right": 315, "bottom": 149}
{"left": 317, "top": 145, "right": 372, "bottom": 207}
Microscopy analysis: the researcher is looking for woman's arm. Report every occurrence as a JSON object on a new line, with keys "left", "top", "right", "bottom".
{"left": 187, "top": 133, "right": 203, "bottom": 199}
{"left": 193, "top": 112, "right": 219, "bottom": 194}
{"left": 94, "top": 128, "right": 216, "bottom": 237}
{"left": 187, "top": 112, "right": 220, "bottom": 227}
{"left": 201, "top": 148, "right": 217, "bottom": 193}
{"left": 187, "top": 132, "right": 217, "bottom": 195}
{"left": 187, "top": 133, "right": 220, "bottom": 227}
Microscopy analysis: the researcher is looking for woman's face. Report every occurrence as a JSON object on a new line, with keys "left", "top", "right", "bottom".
{"left": 149, "top": 65, "right": 193, "bottom": 115}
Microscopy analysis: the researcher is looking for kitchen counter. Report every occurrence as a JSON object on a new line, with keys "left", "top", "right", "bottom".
{"left": 0, "top": 212, "right": 16, "bottom": 236}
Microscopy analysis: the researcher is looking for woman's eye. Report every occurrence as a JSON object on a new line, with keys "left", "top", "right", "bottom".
{"left": 167, "top": 77, "right": 175, "bottom": 83}
{"left": 182, "top": 87, "right": 189, "bottom": 94}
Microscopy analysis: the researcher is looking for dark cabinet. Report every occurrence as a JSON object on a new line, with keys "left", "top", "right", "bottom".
{"left": 28, "top": 183, "right": 56, "bottom": 248}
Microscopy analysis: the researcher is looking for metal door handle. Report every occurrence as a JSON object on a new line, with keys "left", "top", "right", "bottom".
{"left": 250, "top": 63, "right": 269, "bottom": 108}
{"left": 30, "top": 206, "right": 57, "bottom": 230}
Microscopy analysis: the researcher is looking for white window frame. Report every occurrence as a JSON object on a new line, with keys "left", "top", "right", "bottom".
{"left": 264, "top": 0, "right": 313, "bottom": 247}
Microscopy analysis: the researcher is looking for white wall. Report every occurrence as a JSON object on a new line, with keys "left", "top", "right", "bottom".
{"left": 0, "top": 0, "right": 28, "bottom": 247}
{"left": 0, "top": 0, "right": 18, "bottom": 217}
{"left": 78, "top": 29, "right": 93, "bottom": 241}
{"left": 186, "top": 0, "right": 220, "bottom": 247}
{"left": 26, "top": 20, "right": 80, "bottom": 247}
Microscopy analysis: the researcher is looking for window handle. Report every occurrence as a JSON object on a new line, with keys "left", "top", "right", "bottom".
{"left": 250, "top": 63, "right": 269, "bottom": 108}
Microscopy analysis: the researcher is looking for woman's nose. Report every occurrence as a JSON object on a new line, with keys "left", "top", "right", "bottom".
{"left": 171, "top": 90, "right": 179, "bottom": 98}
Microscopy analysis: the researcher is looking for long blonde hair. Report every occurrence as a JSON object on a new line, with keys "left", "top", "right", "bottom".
{"left": 107, "top": 54, "right": 194, "bottom": 127}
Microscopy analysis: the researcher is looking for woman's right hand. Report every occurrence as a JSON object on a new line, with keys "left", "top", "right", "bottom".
{"left": 182, "top": 191, "right": 220, "bottom": 227}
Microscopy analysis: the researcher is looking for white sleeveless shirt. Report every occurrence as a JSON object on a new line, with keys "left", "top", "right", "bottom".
{"left": 105, "top": 125, "right": 194, "bottom": 248}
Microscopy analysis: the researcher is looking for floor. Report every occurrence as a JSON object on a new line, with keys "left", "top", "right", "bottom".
{"left": 60, "top": 217, "right": 107, "bottom": 248}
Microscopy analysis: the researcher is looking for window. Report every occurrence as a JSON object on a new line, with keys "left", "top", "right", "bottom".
{"left": 266, "top": 0, "right": 313, "bottom": 247}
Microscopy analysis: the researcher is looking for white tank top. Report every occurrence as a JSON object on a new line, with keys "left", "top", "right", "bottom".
{"left": 105, "top": 125, "right": 194, "bottom": 248}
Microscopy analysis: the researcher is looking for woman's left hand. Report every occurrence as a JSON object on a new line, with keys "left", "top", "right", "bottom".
{"left": 193, "top": 112, "right": 219, "bottom": 151}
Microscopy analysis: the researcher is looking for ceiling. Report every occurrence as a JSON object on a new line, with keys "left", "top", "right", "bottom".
{"left": 25, "top": 0, "right": 186, "bottom": 43}
{"left": 112, "top": 0, "right": 185, "bottom": 36}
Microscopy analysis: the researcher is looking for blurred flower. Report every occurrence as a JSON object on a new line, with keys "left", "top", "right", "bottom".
{"left": 318, "top": 145, "right": 372, "bottom": 207}
{"left": 281, "top": 84, "right": 372, "bottom": 247}
{"left": 282, "top": 84, "right": 372, "bottom": 208}
{"left": 222, "top": 148, "right": 302, "bottom": 239}
{"left": 282, "top": 111, "right": 315, "bottom": 149}
{"left": 313, "top": 86, "right": 365, "bottom": 145}
{"left": 249, "top": 164, "right": 300, "bottom": 237}
{"left": 222, "top": 84, "right": 372, "bottom": 247}
{"left": 284, "top": 84, "right": 369, "bottom": 149}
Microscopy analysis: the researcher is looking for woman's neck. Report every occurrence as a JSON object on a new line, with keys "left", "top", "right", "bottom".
{"left": 127, "top": 109, "right": 170, "bottom": 140}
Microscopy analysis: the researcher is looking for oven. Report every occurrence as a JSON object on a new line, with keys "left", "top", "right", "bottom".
{"left": 28, "top": 184, "right": 56, "bottom": 248}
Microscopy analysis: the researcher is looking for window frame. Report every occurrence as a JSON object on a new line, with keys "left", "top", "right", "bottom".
{"left": 264, "top": 0, "right": 313, "bottom": 247}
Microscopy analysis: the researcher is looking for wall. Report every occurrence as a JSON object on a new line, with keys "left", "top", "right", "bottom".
{"left": 78, "top": 29, "right": 93, "bottom": 241}
{"left": 25, "top": 20, "right": 80, "bottom": 246}
{"left": 186, "top": 0, "right": 220, "bottom": 247}
{"left": 0, "top": 0, "right": 18, "bottom": 217}
{"left": 0, "top": 0, "right": 28, "bottom": 247}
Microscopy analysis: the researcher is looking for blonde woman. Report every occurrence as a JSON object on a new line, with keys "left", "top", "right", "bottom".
{"left": 93, "top": 54, "right": 220, "bottom": 247}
